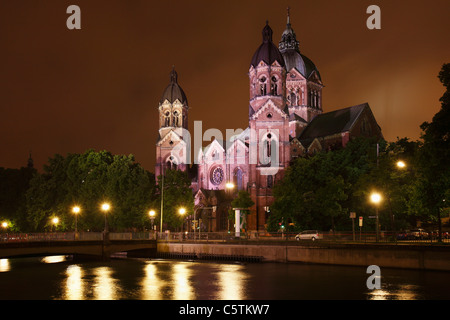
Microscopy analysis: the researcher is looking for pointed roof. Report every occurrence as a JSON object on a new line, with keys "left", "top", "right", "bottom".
{"left": 250, "top": 22, "right": 285, "bottom": 68}
{"left": 278, "top": 9, "right": 321, "bottom": 81}
{"left": 160, "top": 67, "right": 188, "bottom": 105}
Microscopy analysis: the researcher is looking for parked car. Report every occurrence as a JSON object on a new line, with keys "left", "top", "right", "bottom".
{"left": 295, "top": 230, "right": 322, "bottom": 241}
{"left": 408, "top": 229, "right": 429, "bottom": 240}
{"left": 431, "top": 230, "right": 450, "bottom": 239}
{"left": 396, "top": 231, "right": 409, "bottom": 240}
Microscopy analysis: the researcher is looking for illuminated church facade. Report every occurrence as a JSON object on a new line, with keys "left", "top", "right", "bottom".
{"left": 155, "top": 12, "right": 382, "bottom": 232}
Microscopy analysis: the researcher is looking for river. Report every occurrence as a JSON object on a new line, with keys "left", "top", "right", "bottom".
{"left": 0, "top": 255, "right": 449, "bottom": 300}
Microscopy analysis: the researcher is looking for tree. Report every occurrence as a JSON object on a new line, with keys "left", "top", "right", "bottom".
{"left": 26, "top": 150, "right": 157, "bottom": 232}
{"left": 267, "top": 136, "right": 388, "bottom": 233}
{"left": 416, "top": 63, "right": 450, "bottom": 241}
{"left": 156, "top": 169, "right": 194, "bottom": 231}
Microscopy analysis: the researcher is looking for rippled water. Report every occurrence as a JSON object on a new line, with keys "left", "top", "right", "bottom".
{"left": 0, "top": 256, "right": 449, "bottom": 300}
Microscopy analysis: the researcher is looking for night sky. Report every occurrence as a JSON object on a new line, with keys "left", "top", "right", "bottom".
{"left": 1, "top": 0, "right": 449, "bottom": 172}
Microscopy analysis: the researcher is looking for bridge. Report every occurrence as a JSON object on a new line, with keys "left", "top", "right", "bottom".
{"left": 0, "top": 232, "right": 157, "bottom": 260}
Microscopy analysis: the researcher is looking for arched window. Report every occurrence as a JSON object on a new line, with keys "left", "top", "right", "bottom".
{"left": 271, "top": 76, "right": 278, "bottom": 95}
{"left": 290, "top": 92, "right": 297, "bottom": 106}
{"left": 164, "top": 111, "right": 171, "bottom": 126}
{"left": 235, "top": 168, "right": 243, "bottom": 191}
{"left": 259, "top": 76, "right": 267, "bottom": 95}
{"left": 166, "top": 155, "right": 178, "bottom": 170}
{"left": 261, "top": 132, "right": 278, "bottom": 166}
{"left": 173, "top": 111, "right": 179, "bottom": 127}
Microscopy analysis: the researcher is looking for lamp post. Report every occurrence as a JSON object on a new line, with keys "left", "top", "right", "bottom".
{"left": 370, "top": 192, "right": 382, "bottom": 242}
{"left": 179, "top": 207, "right": 186, "bottom": 236}
{"left": 149, "top": 210, "right": 156, "bottom": 231}
{"left": 52, "top": 217, "right": 59, "bottom": 232}
{"left": 396, "top": 160, "right": 406, "bottom": 169}
{"left": 72, "top": 206, "right": 81, "bottom": 239}
{"left": 101, "top": 202, "right": 111, "bottom": 233}
{"left": 1, "top": 221, "right": 8, "bottom": 231}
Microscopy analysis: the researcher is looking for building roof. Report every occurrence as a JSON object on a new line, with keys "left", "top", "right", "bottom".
{"left": 160, "top": 67, "right": 188, "bottom": 105}
{"left": 278, "top": 10, "right": 321, "bottom": 81}
{"left": 250, "top": 22, "right": 285, "bottom": 68}
{"left": 298, "top": 103, "right": 369, "bottom": 144}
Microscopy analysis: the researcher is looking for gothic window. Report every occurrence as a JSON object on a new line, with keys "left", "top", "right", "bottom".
{"left": 166, "top": 155, "right": 177, "bottom": 170}
{"left": 164, "top": 111, "right": 170, "bottom": 126}
{"left": 210, "top": 166, "right": 224, "bottom": 185}
{"left": 290, "top": 92, "right": 297, "bottom": 106}
{"left": 235, "top": 168, "right": 243, "bottom": 191}
{"left": 314, "top": 91, "right": 318, "bottom": 108}
{"left": 262, "top": 132, "right": 277, "bottom": 165}
{"left": 271, "top": 76, "right": 278, "bottom": 95}
{"left": 259, "top": 76, "right": 267, "bottom": 95}
{"left": 173, "top": 111, "right": 179, "bottom": 127}
{"left": 266, "top": 133, "right": 272, "bottom": 158}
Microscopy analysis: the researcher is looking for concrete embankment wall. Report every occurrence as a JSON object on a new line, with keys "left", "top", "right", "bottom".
{"left": 156, "top": 242, "right": 450, "bottom": 272}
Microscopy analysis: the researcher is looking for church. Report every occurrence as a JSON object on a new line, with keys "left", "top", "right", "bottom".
{"left": 155, "top": 11, "right": 382, "bottom": 233}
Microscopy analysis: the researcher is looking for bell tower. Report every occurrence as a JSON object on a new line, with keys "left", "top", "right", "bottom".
{"left": 247, "top": 22, "right": 291, "bottom": 231}
{"left": 155, "top": 67, "right": 190, "bottom": 177}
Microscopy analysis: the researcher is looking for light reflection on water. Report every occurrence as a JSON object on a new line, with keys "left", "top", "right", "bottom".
{"left": 0, "top": 259, "right": 10, "bottom": 272}
{"left": 1, "top": 256, "right": 450, "bottom": 300}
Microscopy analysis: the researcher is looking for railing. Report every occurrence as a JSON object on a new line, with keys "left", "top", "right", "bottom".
{"left": 155, "top": 231, "right": 450, "bottom": 244}
{"left": 1, "top": 231, "right": 448, "bottom": 244}
{"left": 0, "top": 232, "right": 156, "bottom": 243}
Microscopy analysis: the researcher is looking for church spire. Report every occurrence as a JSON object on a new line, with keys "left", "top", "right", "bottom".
{"left": 278, "top": 7, "right": 299, "bottom": 53}
{"left": 27, "top": 151, "right": 34, "bottom": 169}
{"left": 262, "top": 20, "right": 273, "bottom": 43}
{"left": 287, "top": 6, "right": 291, "bottom": 26}
{"left": 170, "top": 65, "right": 178, "bottom": 83}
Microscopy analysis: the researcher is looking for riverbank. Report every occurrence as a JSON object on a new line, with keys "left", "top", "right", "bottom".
{"left": 156, "top": 241, "right": 450, "bottom": 271}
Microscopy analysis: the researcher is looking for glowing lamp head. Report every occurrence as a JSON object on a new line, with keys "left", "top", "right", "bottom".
{"left": 52, "top": 217, "right": 59, "bottom": 225}
{"left": 101, "top": 203, "right": 111, "bottom": 212}
{"left": 226, "top": 182, "right": 235, "bottom": 189}
{"left": 149, "top": 210, "right": 156, "bottom": 217}
{"left": 1, "top": 222, "right": 8, "bottom": 229}
{"left": 72, "top": 206, "right": 81, "bottom": 214}
{"left": 179, "top": 208, "right": 186, "bottom": 215}
{"left": 370, "top": 193, "right": 382, "bottom": 204}
{"left": 396, "top": 160, "right": 406, "bottom": 169}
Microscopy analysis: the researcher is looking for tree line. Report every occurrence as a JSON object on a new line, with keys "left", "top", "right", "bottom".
{"left": 0, "top": 150, "right": 193, "bottom": 233}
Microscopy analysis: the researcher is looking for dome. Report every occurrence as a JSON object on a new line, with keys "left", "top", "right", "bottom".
{"left": 282, "top": 50, "right": 321, "bottom": 81}
{"left": 250, "top": 22, "right": 285, "bottom": 68}
{"left": 160, "top": 68, "right": 188, "bottom": 104}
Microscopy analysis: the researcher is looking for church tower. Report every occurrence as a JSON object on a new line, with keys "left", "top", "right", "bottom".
{"left": 155, "top": 67, "right": 190, "bottom": 178}
{"left": 247, "top": 22, "right": 291, "bottom": 231}
{"left": 278, "top": 8, "right": 323, "bottom": 138}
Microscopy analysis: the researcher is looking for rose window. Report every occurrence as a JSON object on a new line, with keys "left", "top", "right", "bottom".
{"left": 210, "top": 167, "right": 224, "bottom": 185}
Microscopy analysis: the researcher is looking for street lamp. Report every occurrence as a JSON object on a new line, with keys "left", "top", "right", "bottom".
{"left": 396, "top": 160, "right": 406, "bottom": 169}
{"left": 101, "top": 202, "right": 111, "bottom": 233}
{"left": 52, "top": 217, "right": 59, "bottom": 232}
{"left": 370, "top": 192, "right": 382, "bottom": 242}
{"left": 226, "top": 182, "right": 235, "bottom": 190}
{"left": 1, "top": 221, "right": 8, "bottom": 230}
{"left": 72, "top": 206, "right": 81, "bottom": 238}
{"left": 149, "top": 210, "right": 156, "bottom": 231}
{"left": 179, "top": 207, "right": 186, "bottom": 234}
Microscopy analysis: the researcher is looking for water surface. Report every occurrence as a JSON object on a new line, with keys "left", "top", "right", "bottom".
{"left": 0, "top": 256, "right": 449, "bottom": 300}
